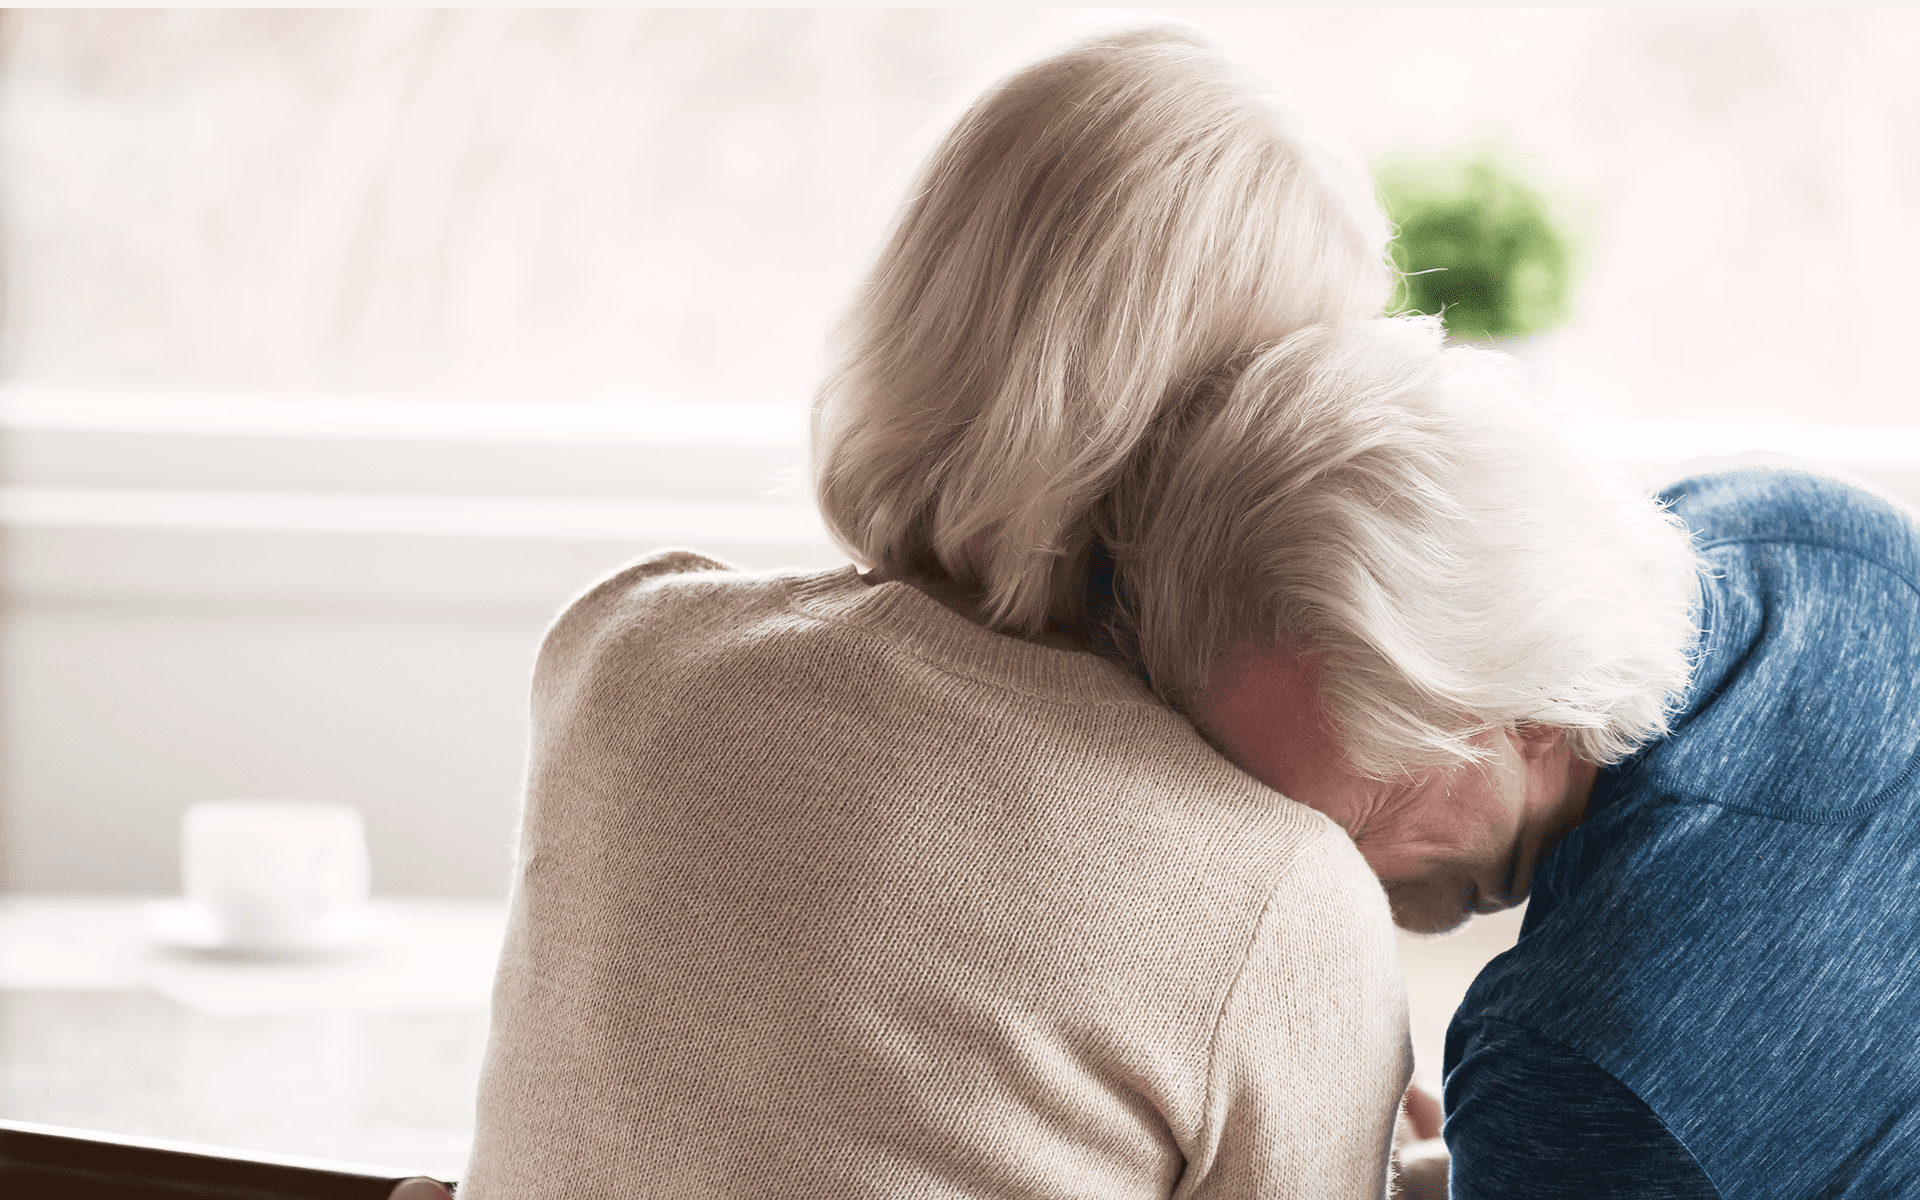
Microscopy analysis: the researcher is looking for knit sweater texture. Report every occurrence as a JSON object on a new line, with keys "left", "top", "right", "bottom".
{"left": 462, "top": 550, "right": 1410, "bottom": 1199}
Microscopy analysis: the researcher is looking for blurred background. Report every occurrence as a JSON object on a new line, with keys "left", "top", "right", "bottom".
{"left": 4, "top": 7, "right": 1917, "bottom": 899}
{"left": 6, "top": 8, "right": 1916, "bottom": 413}
{"left": 1, "top": 7, "right": 1914, "bottom": 1172}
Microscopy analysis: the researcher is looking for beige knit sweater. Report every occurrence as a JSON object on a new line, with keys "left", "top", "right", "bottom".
{"left": 463, "top": 551, "right": 1410, "bottom": 1199}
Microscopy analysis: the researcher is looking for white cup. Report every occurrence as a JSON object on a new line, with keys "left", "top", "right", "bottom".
{"left": 180, "top": 799, "right": 372, "bottom": 952}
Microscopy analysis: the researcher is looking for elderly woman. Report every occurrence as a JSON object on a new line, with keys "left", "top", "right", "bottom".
{"left": 463, "top": 22, "right": 1413, "bottom": 1200}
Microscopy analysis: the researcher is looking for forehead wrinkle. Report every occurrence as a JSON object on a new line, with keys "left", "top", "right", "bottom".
{"left": 1328, "top": 773, "right": 1404, "bottom": 843}
{"left": 1351, "top": 769, "right": 1486, "bottom": 861}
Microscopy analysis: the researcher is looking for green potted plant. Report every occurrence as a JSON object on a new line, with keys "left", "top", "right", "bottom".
{"left": 1373, "top": 149, "right": 1578, "bottom": 343}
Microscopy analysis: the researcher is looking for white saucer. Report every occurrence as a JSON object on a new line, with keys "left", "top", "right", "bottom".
{"left": 142, "top": 898, "right": 374, "bottom": 957}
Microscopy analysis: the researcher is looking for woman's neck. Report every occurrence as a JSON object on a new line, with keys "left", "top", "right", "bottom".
{"left": 861, "top": 566, "right": 1087, "bottom": 652}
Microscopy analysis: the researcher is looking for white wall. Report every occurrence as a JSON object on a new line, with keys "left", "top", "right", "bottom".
{"left": 0, "top": 393, "right": 848, "bottom": 896}
{"left": 6, "top": 603, "right": 545, "bottom": 897}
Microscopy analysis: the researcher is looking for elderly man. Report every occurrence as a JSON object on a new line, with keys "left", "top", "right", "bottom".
{"left": 1102, "top": 321, "right": 1918, "bottom": 1195}
{"left": 1431, "top": 460, "right": 1920, "bottom": 1196}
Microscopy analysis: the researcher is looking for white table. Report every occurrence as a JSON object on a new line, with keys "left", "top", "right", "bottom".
{"left": 0, "top": 895, "right": 505, "bottom": 1181}
{"left": 0, "top": 892, "right": 1521, "bottom": 1176}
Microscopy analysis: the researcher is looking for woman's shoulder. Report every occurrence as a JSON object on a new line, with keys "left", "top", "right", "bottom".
{"left": 1264, "top": 812, "right": 1399, "bottom": 937}
{"left": 531, "top": 547, "right": 826, "bottom": 696}
{"left": 559, "top": 546, "right": 745, "bottom": 622}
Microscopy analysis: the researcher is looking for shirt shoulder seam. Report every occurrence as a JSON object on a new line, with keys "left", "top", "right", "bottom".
{"left": 1695, "top": 532, "right": 1920, "bottom": 599}
{"left": 1201, "top": 820, "right": 1384, "bottom": 1139}
{"left": 1453, "top": 1014, "right": 1721, "bottom": 1196}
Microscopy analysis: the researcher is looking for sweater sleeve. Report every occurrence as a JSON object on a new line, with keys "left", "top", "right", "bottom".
{"left": 1445, "top": 1018, "right": 1719, "bottom": 1199}
{"left": 1181, "top": 822, "right": 1411, "bottom": 1200}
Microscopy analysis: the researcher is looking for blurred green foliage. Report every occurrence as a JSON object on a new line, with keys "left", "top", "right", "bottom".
{"left": 1374, "top": 150, "right": 1577, "bottom": 341}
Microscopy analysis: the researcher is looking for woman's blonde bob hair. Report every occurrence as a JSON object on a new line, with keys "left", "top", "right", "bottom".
{"left": 1098, "top": 316, "right": 1703, "bottom": 778}
{"left": 811, "top": 21, "right": 1390, "bottom": 636}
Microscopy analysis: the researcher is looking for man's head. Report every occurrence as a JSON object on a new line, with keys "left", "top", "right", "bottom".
{"left": 1200, "top": 645, "right": 1597, "bottom": 932}
{"left": 1096, "top": 317, "right": 1701, "bottom": 926}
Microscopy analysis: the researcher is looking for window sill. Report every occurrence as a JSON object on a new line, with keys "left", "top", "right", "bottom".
{"left": 3, "top": 389, "right": 1914, "bottom": 615}
{"left": 0, "top": 389, "right": 842, "bottom": 613}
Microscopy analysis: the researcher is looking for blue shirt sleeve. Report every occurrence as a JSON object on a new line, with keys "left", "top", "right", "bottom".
{"left": 1445, "top": 1018, "right": 1719, "bottom": 1199}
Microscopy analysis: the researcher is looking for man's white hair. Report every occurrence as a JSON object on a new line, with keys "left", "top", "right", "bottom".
{"left": 810, "top": 20, "right": 1391, "bottom": 637}
{"left": 1099, "top": 316, "right": 1703, "bottom": 777}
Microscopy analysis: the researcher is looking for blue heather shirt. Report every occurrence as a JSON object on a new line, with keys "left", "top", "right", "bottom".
{"left": 1443, "top": 466, "right": 1920, "bottom": 1198}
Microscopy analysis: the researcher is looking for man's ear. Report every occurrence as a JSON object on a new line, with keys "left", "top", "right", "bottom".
{"left": 1511, "top": 722, "right": 1566, "bottom": 763}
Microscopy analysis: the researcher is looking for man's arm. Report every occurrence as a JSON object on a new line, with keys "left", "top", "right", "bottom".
{"left": 1445, "top": 1018, "right": 1719, "bottom": 1199}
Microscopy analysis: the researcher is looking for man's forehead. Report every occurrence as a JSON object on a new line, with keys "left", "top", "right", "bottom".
{"left": 1204, "top": 643, "right": 1334, "bottom": 719}
{"left": 1193, "top": 642, "right": 1374, "bottom": 824}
